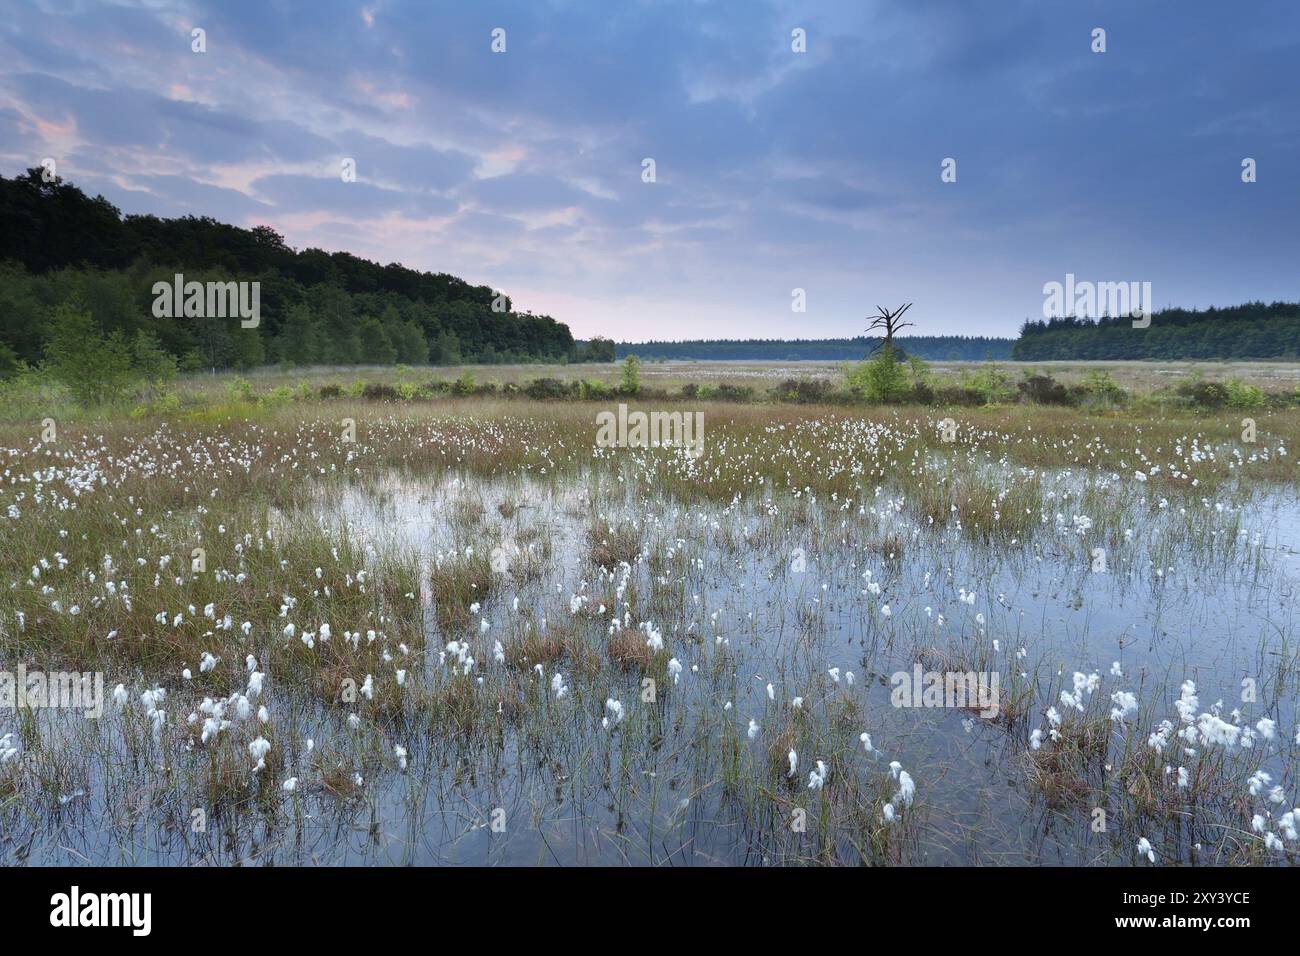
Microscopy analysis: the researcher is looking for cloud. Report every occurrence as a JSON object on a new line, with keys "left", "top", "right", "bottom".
{"left": 250, "top": 173, "right": 458, "bottom": 218}
{"left": 1, "top": 0, "right": 1296, "bottom": 339}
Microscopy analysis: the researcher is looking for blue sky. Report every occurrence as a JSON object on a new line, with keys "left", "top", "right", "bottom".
{"left": 2, "top": 0, "right": 1297, "bottom": 340}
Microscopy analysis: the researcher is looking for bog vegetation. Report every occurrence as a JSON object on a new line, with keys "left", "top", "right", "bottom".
{"left": 0, "top": 368, "right": 1297, "bottom": 864}
{"left": 4, "top": 324, "right": 1289, "bottom": 425}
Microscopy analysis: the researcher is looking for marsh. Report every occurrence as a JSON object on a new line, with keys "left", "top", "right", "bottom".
{"left": 0, "top": 399, "right": 1296, "bottom": 865}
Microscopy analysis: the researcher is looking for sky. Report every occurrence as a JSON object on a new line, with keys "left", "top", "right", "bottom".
{"left": 2, "top": 0, "right": 1297, "bottom": 341}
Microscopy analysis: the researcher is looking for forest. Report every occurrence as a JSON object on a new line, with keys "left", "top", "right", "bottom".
{"left": 1013, "top": 302, "right": 1300, "bottom": 360}
{"left": 0, "top": 168, "right": 583, "bottom": 372}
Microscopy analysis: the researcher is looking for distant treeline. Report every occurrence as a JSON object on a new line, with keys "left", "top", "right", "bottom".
{"left": 1013, "top": 302, "right": 1300, "bottom": 360}
{"left": 0, "top": 168, "right": 585, "bottom": 371}
{"left": 618, "top": 336, "right": 1015, "bottom": 362}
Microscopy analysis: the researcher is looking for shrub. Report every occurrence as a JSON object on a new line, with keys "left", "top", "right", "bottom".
{"left": 1018, "top": 374, "right": 1073, "bottom": 406}
{"left": 845, "top": 345, "right": 909, "bottom": 403}
{"left": 699, "top": 383, "right": 754, "bottom": 402}
{"left": 909, "top": 380, "right": 935, "bottom": 404}
{"left": 960, "top": 366, "right": 1017, "bottom": 405}
{"left": 42, "top": 301, "right": 136, "bottom": 406}
{"left": 318, "top": 383, "right": 343, "bottom": 399}
{"left": 523, "top": 377, "right": 574, "bottom": 400}
{"left": 579, "top": 378, "right": 615, "bottom": 400}
{"left": 771, "top": 377, "right": 834, "bottom": 404}
{"left": 933, "top": 384, "right": 985, "bottom": 406}
{"left": 361, "top": 382, "right": 399, "bottom": 401}
{"left": 619, "top": 355, "right": 642, "bottom": 396}
{"left": 451, "top": 372, "right": 477, "bottom": 396}
{"left": 1077, "top": 370, "right": 1127, "bottom": 408}
{"left": 1176, "top": 379, "right": 1229, "bottom": 409}
{"left": 1225, "top": 379, "right": 1265, "bottom": 410}
{"left": 224, "top": 377, "right": 254, "bottom": 403}
{"left": 262, "top": 385, "right": 296, "bottom": 407}
{"left": 152, "top": 389, "right": 182, "bottom": 415}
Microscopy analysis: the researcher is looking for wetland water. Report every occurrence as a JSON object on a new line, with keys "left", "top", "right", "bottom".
{"left": 7, "top": 460, "right": 1293, "bottom": 865}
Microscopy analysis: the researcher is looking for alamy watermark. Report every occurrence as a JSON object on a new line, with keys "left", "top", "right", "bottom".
{"left": 1042, "top": 273, "right": 1152, "bottom": 328}
{"left": 152, "top": 273, "right": 260, "bottom": 328}
{"left": 890, "top": 664, "right": 999, "bottom": 719}
{"left": 595, "top": 404, "right": 704, "bottom": 457}
{"left": 50, "top": 886, "right": 151, "bottom": 936}
{"left": 1, "top": 665, "right": 104, "bottom": 719}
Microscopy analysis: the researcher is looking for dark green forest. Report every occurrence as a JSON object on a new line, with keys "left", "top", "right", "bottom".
{"left": 1013, "top": 302, "right": 1300, "bottom": 360}
{"left": 618, "top": 336, "right": 1015, "bottom": 361}
{"left": 0, "top": 168, "right": 586, "bottom": 372}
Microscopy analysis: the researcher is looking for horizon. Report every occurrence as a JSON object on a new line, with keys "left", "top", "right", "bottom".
{"left": 3, "top": 1, "right": 1296, "bottom": 341}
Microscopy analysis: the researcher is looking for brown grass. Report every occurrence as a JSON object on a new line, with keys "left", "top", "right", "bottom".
{"left": 589, "top": 523, "right": 642, "bottom": 569}
{"left": 607, "top": 629, "right": 655, "bottom": 671}
{"left": 429, "top": 551, "right": 495, "bottom": 629}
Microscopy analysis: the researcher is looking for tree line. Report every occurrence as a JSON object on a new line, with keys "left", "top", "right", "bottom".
{"left": 1013, "top": 301, "right": 1300, "bottom": 360}
{"left": 0, "top": 168, "right": 584, "bottom": 373}
{"left": 617, "top": 336, "right": 1015, "bottom": 361}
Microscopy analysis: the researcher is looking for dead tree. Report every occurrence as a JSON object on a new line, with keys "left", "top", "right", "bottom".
{"left": 864, "top": 303, "right": 914, "bottom": 354}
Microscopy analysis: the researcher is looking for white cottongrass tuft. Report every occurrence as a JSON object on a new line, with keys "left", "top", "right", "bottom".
{"left": 1136, "top": 837, "right": 1155, "bottom": 863}
{"left": 807, "top": 760, "right": 827, "bottom": 790}
{"left": 248, "top": 736, "right": 271, "bottom": 772}
{"left": 895, "top": 770, "right": 915, "bottom": 807}
{"left": 602, "top": 698, "right": 624, "bottom": 730}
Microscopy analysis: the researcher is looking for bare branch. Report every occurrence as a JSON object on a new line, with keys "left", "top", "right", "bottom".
{"left": 863, "top": 303, "right": 916, "bottom": 351}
